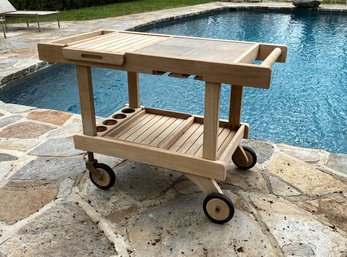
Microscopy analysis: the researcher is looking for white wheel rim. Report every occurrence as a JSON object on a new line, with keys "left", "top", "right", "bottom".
{"left": 206, "top": 198, "right": 230, "bottom": 221}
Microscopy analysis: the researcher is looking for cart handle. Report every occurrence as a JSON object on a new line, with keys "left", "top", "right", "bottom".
{"left": 261, "top": 48, "right": 282, "bottom": 67}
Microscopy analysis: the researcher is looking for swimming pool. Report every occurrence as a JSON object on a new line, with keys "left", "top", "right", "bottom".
{"left": 1, "top": 9, "right": 346, "bottom": 153}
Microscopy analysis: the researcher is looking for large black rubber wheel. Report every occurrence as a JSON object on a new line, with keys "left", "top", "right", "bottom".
{"left": 203, "top": 193, "right": 235, "bottom": 224}
{"left": 89, "top": 163, "right": 116, "bottom": 190}
{"left": 232, "top": 146, "right": 257, "bottom": 170}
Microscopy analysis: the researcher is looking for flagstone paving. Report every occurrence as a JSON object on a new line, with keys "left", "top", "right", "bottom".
{"left": 0, "top": 102, "right": 345, "bottom": 257}
{"left": 0, "top": 2, "right": 347, "bottom": 257}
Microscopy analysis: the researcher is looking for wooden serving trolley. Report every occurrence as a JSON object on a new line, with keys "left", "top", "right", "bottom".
{"left": 38, "top": 30, "right": 287, "bottom": 224}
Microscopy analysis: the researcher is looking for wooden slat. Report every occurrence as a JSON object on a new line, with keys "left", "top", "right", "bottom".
{"left": 76, "top": 65, "right": 96, "bottom": 136}
{"left": 216, "top": 129, "right": 231, "bottom": 150}
{"left": 216, "top": 130, "right": 237, "bottom": 160}
{"left": 67, "top": 32, "right": 122, "bottom": 49}
{"left": 109, "top": 36, "right": 163, "bottom": 52}
{"left": 74, "top": 35, "right": 125, "bottom": 51}
{"left": 178, "top": 125, "right": 204, "bottom": 154}
{"left": 203, "top": 82, "right": 221, "bottom": 160}
{"left": 140, "top": 117, "right": 177, "bottom": 144}
{"left": 107, "top": 112, "right": 149, "bottom": 138}
{"left": 194, "top": 127, "right": 224, "bottom": 158}
{"left": 219, "top": 125, "right": 245, "bottom": 163}
{"left": 93, "top": 35, "right": 150, "bottom": 52}
{"left": 185, "top": 132, "right": 203, "bottom": 156}
{"left": 65, "top": 33, "right": 116, "bottom": 48}
{"left": 145, "top": 107, "right": 191, "bottom": 119}
{"left": 118, "top": 114, "right": 155, "bottom": 140}
{"left": 149, "top": 118, "right": 184, "bottom": 147}
{"left": 159, "top": 117, "right": 195, "bottom": 149}
{"left": 118, "top": 30, "right": 171, "bottom": 38}
{"left": 52, "top": 30, "right": 112, "bottom": 45}
{"left": 168, "top": 123, "right": 200, "bottom": 152}
{"left": 74, "top": 135, "right": 226, "bottom": 181}
{"left": 133, "top": 116, "right": 172, "bottom": 144}
{"left": 124, "top": 114, "right": 163, "bottom": 141}
{"left": 85, "top": 34, "right": 136, "bottom": 51}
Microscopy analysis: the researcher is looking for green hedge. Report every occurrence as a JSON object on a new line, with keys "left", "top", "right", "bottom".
{"left": 10, "top": 0, "right": 135, "bottom": 11}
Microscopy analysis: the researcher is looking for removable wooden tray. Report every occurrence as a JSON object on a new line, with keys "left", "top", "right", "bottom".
{"left": 62, "top": 32, "right": 169, "bottom": 65}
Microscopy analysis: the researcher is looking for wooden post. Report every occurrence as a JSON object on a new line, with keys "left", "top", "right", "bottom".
{"left": 229, "top": 84, "right": 249, "bottom": 163}
{"left": 229, "top": 85, "right": 243, "bottom": 129}
{"left": 127, "top": 71, "right": 140, "bottom": 108}
{"left": 76, "top": 65, "right": 97, "bottom": 136}
{"left": 203, "top": 82, "right": 221, "bottom": 161}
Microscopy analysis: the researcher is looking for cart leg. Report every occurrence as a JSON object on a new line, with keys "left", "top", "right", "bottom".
{"left": 87, "top": 152, "right": 95, "bottom": 162}
{"left": 76, "top": 65, "right": 97, "bottom": 136}
{"left": 232, "top": 146, "right": 257, "bottom": 170}
{"left": 186, "top": 174, "right": 223, "bottom": 195}
{"left": 229, "top": 85, "right": 243, "bottom": 130}
{"left": 186, "top": 174, "right": 234, "bottom": 224}
{"left": 86, "top": 153, "right": 96, "bottom": 172}
{"left": 228, "top": 85, "right": 257, "bottom": 169}
{"left": 203, "top": 82, "right": 221, "bottom": 161}
{"left": 232, "top": 146, "right": 249, "bottom": 165}
{"left": 127, "top": 71, "right": 140, "bottom": 108}
{"left": 85, "top": 151, "right": 116, "bottom": 190}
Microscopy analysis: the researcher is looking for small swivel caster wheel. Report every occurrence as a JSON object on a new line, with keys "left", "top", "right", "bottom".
{"left": 89, "top": 162, "right": 116, "bottom": 190}
{"left": 232, "top": 146, "right": 257, "bottom": 170}
{"left": 203, "top": 193, "right": 235, "bottom": 224}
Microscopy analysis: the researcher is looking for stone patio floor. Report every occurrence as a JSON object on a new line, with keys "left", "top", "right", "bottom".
{"left": 0, "top": 2, "right": 347, "bottom": 257}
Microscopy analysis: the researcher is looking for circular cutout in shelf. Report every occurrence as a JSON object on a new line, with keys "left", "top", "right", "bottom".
{"left": 121, "top": 108, "right": 135, "bottom": 114}
{"left": 96, "top": 126, "right": 107, "bottom": 132}
{"left": 112, "top": 113, "right": 127, "bottom": 119}
{"left": 102, "top": 119, "right": 118, "bottom": 125}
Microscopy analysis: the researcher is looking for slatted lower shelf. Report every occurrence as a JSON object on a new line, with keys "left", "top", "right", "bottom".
{"left": 95, "top": 106, "right": 242, "bottom": 159}
{"left": 106, "top": 112, "right": 186, "bottom": 147}
{"left": 74, "top": 106, "right": 246, "bottom": 180}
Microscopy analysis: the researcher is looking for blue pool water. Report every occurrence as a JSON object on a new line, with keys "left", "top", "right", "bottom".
{"left": 1, "top": 10, "right": 346, "bottom": 153}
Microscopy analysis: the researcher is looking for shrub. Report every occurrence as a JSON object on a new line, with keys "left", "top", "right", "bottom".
{"left": 10, "top": 0, "right": 136, "bottom": 11}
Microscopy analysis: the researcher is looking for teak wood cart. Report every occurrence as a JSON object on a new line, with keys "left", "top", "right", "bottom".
{"left": 38, "top": 30, "right": 287, "bottom": 224}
